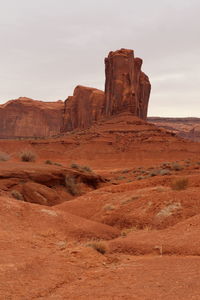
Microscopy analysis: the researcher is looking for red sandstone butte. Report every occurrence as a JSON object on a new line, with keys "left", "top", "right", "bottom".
{"left": 62, "top": 48, "right": 151, "bottom": 131}
{"left": 0, "top": 97, "right": 64, "bottom": 138}
{"left": 62, "top": 85, "right": 105, "bottom": 132}
{"left": 104, "top": 49, "right": 151, "bottom": 120}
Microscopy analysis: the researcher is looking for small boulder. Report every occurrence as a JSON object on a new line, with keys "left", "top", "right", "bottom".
{"left": 22, "top": 182, "right": 60, "bottom": 206}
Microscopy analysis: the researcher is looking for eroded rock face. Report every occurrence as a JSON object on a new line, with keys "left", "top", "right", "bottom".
{"left": 0, "top": 49, "right": 151, "bottom": 137}
{"left": 62, "top": 49, "right": 150, "bottom": 132}
{"left": 104, "top": 49, "right": 151, "bottom": 120}
{"left": 22, "top": 182, "right": 61, "bottom": 206}
{"left": 61, "top": 86, "right": 105, "bottom": 132}
{"left": 0, "top": 97, "right": 64, "bottom": 138}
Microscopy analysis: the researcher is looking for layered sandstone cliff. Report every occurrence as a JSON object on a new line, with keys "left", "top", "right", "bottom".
{"left": 61, "top": 86, "right": 105, "bottom": 132}
{"left": 0, "top": 97, "right": 64, "bottom": 138}
{"left": 61, "top": 48, "right": 151, "bottom": 131}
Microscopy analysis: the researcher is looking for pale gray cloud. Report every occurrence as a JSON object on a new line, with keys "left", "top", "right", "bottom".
{"left": 0, "top": 0, "right": 199, "bottom": 116}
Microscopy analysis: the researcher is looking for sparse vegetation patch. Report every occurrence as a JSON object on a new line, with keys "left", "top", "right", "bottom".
{"left": 11, "top": 190, "right": 24, "bottom": 201}
{"left": 103, "top": 204, "right": 115, "bottom": 211}
{"left": 159, "top": 169, "right": 171, "bottom": 176}
{"left": 45, "top": 160, "right": 53, "bottom": 165}
{"left": 71, "top": 163, "right": 93, "bottom": 173}
{"left": 156, "top": 202, "right": 182, "bottom": 217}
{"left": 65, "top": 175, "right": 80, "bottom": 196}
{"left": 20, "top": 150, "right": 36, "bottom": 162}
{"left": 171, "top": 178, "right": 188, "bottom": 191}
{"left": 82, "top": 166, "right": 92, "bottom": 172}
{"left": 45, "top": 160, "right": 62, "bottom": 166}
{"left": 86, "top": 241, "right": 107, "bottom": 255}
{"left": 70, "top": 163, "right": 79, "bottom": 170}
{"left": 171, "top": 163, "right": 183, "bottom": 171}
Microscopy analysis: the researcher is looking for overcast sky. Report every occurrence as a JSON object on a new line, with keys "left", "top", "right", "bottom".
{"left": 0, "top": 0, "right": 199, "bottom": 117}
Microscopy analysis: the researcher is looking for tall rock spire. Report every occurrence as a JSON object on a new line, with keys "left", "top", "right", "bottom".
{"left": 104, "top": 48, "right": 151, "bottom": 120}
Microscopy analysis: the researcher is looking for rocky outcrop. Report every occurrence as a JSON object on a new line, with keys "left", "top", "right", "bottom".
{"left": 62, "top": 86, "right": 105, "bottom": 132}
{"left": 104, "top": 49, "right": 151, "bottom": 120}
{"left": 61, "top": 49, "right": 151, "bottom": 132}
{"left": 0, "top": 49, "right": 151, "bottom": 137}
{"left": 0, "top": 97, "right": 64, "bottom": 138}
{"left": 22, "top": 182, "right": 61, "bottom": 206}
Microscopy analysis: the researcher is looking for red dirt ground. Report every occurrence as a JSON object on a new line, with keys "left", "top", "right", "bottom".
{"left": 1, "top": 113, "right": 200, "bottom": 299}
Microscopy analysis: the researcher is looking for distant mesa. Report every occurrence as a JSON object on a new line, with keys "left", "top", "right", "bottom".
{"left": 0, "top": 97, "right": 63, "bottom": 138}
{"left": 0, "top": 48, "right": 151, "bottom": 138}
{"left": 148, "top": 117, "right": 200, "bottom": 142}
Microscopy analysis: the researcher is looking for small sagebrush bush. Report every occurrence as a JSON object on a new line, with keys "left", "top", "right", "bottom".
{"left": 87, "top": 241, "right": 107, "bottom": 255}
{"left": 82, "top": 166, "right": 92, "bottom": 172}
{"left": 54, "top": 162, "right": 62, "bottom": 167}
{"left": 70, "top": 163, "right": 92, "bottom": 173}
{"left": 20, "top": 150, "right": 36, "bottom": 162}
{"left": 171, "top": 177, "right": 188, "bottom": 191}
{"left": 149, "top": 169, "right": 160, "bottom": 177}
{"left": 45, "top": 160, "right": 53, "bottom": 165}
{"left": 11, "top": 190, "right": 24, "bottom": 201}
{"left": 45, "top": 160, "right": 62, "bottom": 166}
{"left": 122, "top": 169, "right": 129, "bottom": 174}
{"left": 0, "top": 152, "right": 10, "bottom": 162}
{"left": 103, "top": 204, "right": 115, "bottom": 211}
{"left": 65, "top": 175, "right": 80, "bottom": 196}
{"left": 159, "top": 169, "right": 171, "bottom": 176}
{"left": 70, "top": 163, "right": 79, "bottom": 170}
{"left": 140, "top": 170, "right": 146, "bottom": 174}
{"left": 171, "top": 163, "right": 183, "bottom": 171}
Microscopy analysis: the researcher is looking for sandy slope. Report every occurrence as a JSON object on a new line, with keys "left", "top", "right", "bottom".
{"left": 1, "top": 114, "right": 200, "bottom": 299}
